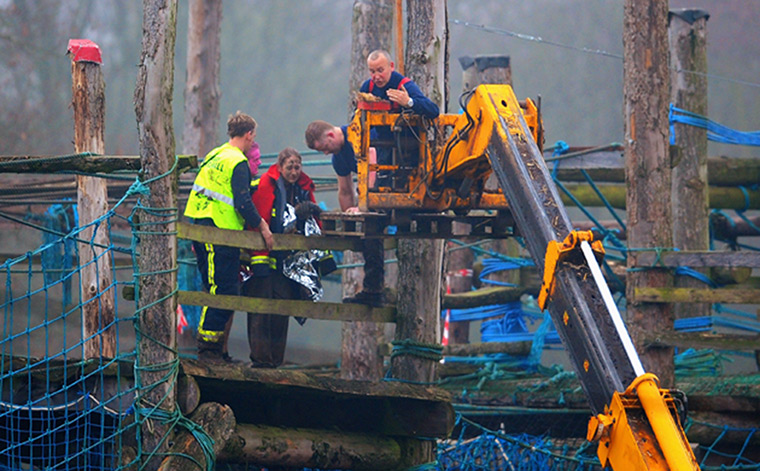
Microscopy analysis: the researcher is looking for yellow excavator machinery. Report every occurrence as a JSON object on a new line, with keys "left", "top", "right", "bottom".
{"left": 345, "top": 84, "right": 701, "bottom": 471}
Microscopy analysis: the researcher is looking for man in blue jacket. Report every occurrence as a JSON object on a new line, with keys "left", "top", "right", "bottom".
{"left": 361, "top": 49, "right": 439, "bottom": 189}
{"left": 304, "top": 51, "right": 439, "bottom": 307}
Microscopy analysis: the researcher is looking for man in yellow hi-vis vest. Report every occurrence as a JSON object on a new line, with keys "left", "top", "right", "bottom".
{"left": 185, "top": 111, "right": 274, "bottom": 362}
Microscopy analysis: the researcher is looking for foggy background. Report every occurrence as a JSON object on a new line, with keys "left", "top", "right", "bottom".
{"left": 1, "top": 0, "right": 759, "bottom": 364}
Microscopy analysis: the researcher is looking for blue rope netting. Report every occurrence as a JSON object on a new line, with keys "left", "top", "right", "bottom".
{"left": 0, "top": 162, "right": 215, "bottom": 470}
{"left": 1, "top": 194, "right": 138, "bottom": 469}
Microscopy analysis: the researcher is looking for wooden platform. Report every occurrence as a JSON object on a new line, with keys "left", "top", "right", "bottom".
{"left": 319, "top": 210, "right": 513, "bottom": 239}
{"left": 181, "top": 359, "right": 455, "bottom": 439}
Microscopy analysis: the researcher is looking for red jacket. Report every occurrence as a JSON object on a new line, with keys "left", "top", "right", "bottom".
{"left": 249, "top": 164, "right": 316, "bottom": 275}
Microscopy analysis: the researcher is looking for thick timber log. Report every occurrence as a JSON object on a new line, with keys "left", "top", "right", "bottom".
{"left": 219, "top": 424, "right": 401, "bottom": 470}
{"left": 341, "top": 0, "right": 393, "bottom": 381}
{"left": 634, "top": 283, "right": 760, "bottom": 304}
{"left": 669, "top": 8, "right": 711, "bottom": 324}
{"left": 176, "top": 374, "right": 201, "bottom": 416}
{"left": 641, "top": 332, "right": 760, "bottom": 351}
{"left": 546, "top": 150, "right": 760, "bottom": 187}
{"left": 133, "top": 0, "right": 179, "bottom": 467}
{"left": 0, "top": 154, "right": 197, "bottom": 173}
{"left": 181, "top": 359, "right": 455, "bottom": 439}
{"left": 158, "top": 402, "right": 236, "bottom": 471}
{"left": 560, "top": 182, "right": 760, "bottom": 210}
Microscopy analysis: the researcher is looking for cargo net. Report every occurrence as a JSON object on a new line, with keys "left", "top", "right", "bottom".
{"left": 434, "top": 415, "right": 598, "bottom": 471}
{"left": 0, "top": 168, "right": 189, "bottom": 470}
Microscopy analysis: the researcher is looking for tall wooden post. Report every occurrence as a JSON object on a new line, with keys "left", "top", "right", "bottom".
{"left": 392, "top": 0, "right": 447, "bottom": 464}
{"left": 392, "top": 0, "right": 447, "bottom": 382}
{"left": 624, "top": 0, "right": 675, "bottom": 386}
{"left": 448, "top": 54, "right": 514, "bottom": 344}
{"left": 134, "top": 0, "right": 179, "bottom": 467}
{"left": 341, "top": 0, "right": 394, "bottom": 381}
{"left": 181, "top": 0, "right": 222, "bottom": 161}
{"left": 669, "top": 10, "right": 710, "bottom": 322}
{"left": 68, "top": 39, "right": 116, "bottom": 360}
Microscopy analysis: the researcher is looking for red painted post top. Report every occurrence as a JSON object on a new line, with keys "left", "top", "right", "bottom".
{"left": 67, "top": 39, "right": 102, "bottom": 64}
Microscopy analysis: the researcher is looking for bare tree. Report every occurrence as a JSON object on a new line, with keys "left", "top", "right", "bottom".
{"left": 133, "top": 0, "right": 179, "bottom": 467}
{"left": 181, "top": 0, "right": 222, "bottom": 160}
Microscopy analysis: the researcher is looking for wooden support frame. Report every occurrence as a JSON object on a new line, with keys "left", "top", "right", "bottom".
{"left": 630, "top": 250, "right": 760, "bottom": 269}
{"left": 0, "top": 154, "right": 197, "bottom": 173}
{"left": 177, "top": 221, "right": 395, "bottom": 252}
{"left": 641, "top": 332, "right": 760, "bottom": 351}
{"left": 634, "top": 286, "right": 760, "bottom": 304}
{"left": 177, "top": 290, "right": 396, "bottom": 323}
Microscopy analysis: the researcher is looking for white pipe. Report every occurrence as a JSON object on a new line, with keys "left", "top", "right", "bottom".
{"left": 580, "top": 240, "right": 646, "bottom": 377}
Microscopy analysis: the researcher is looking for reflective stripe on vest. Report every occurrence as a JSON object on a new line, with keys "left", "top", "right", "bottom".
{"left": 190, "top": 182, "right": 234, "bottom": 206}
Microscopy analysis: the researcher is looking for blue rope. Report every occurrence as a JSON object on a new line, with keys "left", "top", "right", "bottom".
{"left": 670, "top": 103, "right": 760, "bottom": 146}
{"left": 674, "top": 266, "right": 718, "bottom": 288}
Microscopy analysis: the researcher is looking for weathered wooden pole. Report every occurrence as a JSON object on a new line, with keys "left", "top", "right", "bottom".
{"left": 134, "top": 0, "right": 179, "bottom": 467}
{"left": 392, "top": 0, "right": 448, "bottom": 465}
{"left": 460, "top": 55, "right": 511, "bottom": 94}
{"left": 394, "top": 0, "right": 405, "bottom": 75}
{"left": 218, "top": 424, "right": 403, "bottom": 470}
{"left": 392, "top": 0, "right": 447, "bottom": 383}
{"left": 341, "top": 0, "right": 394, "bottom": 381}
{"left": 68, "top": 39, "right": 116, "bottom": 360}
{"left": 669, "top": 9, "right": 710, "bottom": 322}
{"left": 624, "top": 0, "right": 675, "bottom": 386}
{"left": 448, "top": 54, "right": 514, "bottom": 344}
{"left": 181, "top": 0, "right": 222, "bottom": 161}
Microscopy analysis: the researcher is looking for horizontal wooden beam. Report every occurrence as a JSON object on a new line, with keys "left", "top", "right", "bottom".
{"left": 177, "top": 221, "right": 395, "bottom": 252}
{"left": 0, "top": 154, "right": 198, "bottom": 173}
{"left": 634, "top": 286, "right": 760, "bottom": 304}
{"left": 630, "top": 250, "right": 760, "bottom": 269}
{"left": 182, "top": 359, "right": 454, "bottom": 438}
{"left": 547, "top": 151, "right": 760, "bottom": 187}
{"left": 217, "top": 424, "right": 402, "bottom": 470}
{"left": 560, "top": 183, "right": 760, "bottom": 210}
{"left": 442, "top": 286, "right": 526, "bottom": 309}
{"left": 641, "top": 332, "right": 760, "bottom": 351}
{"left": 177, "top": 290, "right": 396, "bottom": 323}
{"left": 378, "top": 341, "right": 531, "bottom": 358}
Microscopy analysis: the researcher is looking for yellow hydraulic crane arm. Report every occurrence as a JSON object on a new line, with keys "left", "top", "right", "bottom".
{"left": 429, "top": 84, "right": 541, "bottom": 186}
{"left": 538, "top": 231, "right": 701, "bottom": 471}
{"left": 344, "top": 85, "right": 702, "bottom": 470}
{"left": 439, "top": 85, "right": 702, "bottom": 471}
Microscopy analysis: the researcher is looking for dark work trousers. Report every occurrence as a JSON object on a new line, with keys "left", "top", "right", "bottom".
{"left": 193, "top": 240, "right": 241, "bottom": 346}
{"left": 243, "top": 271, "right": 301, "bottom": 367}
{"left": 362, "top": 238, "right": 385, "bottom": 293}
